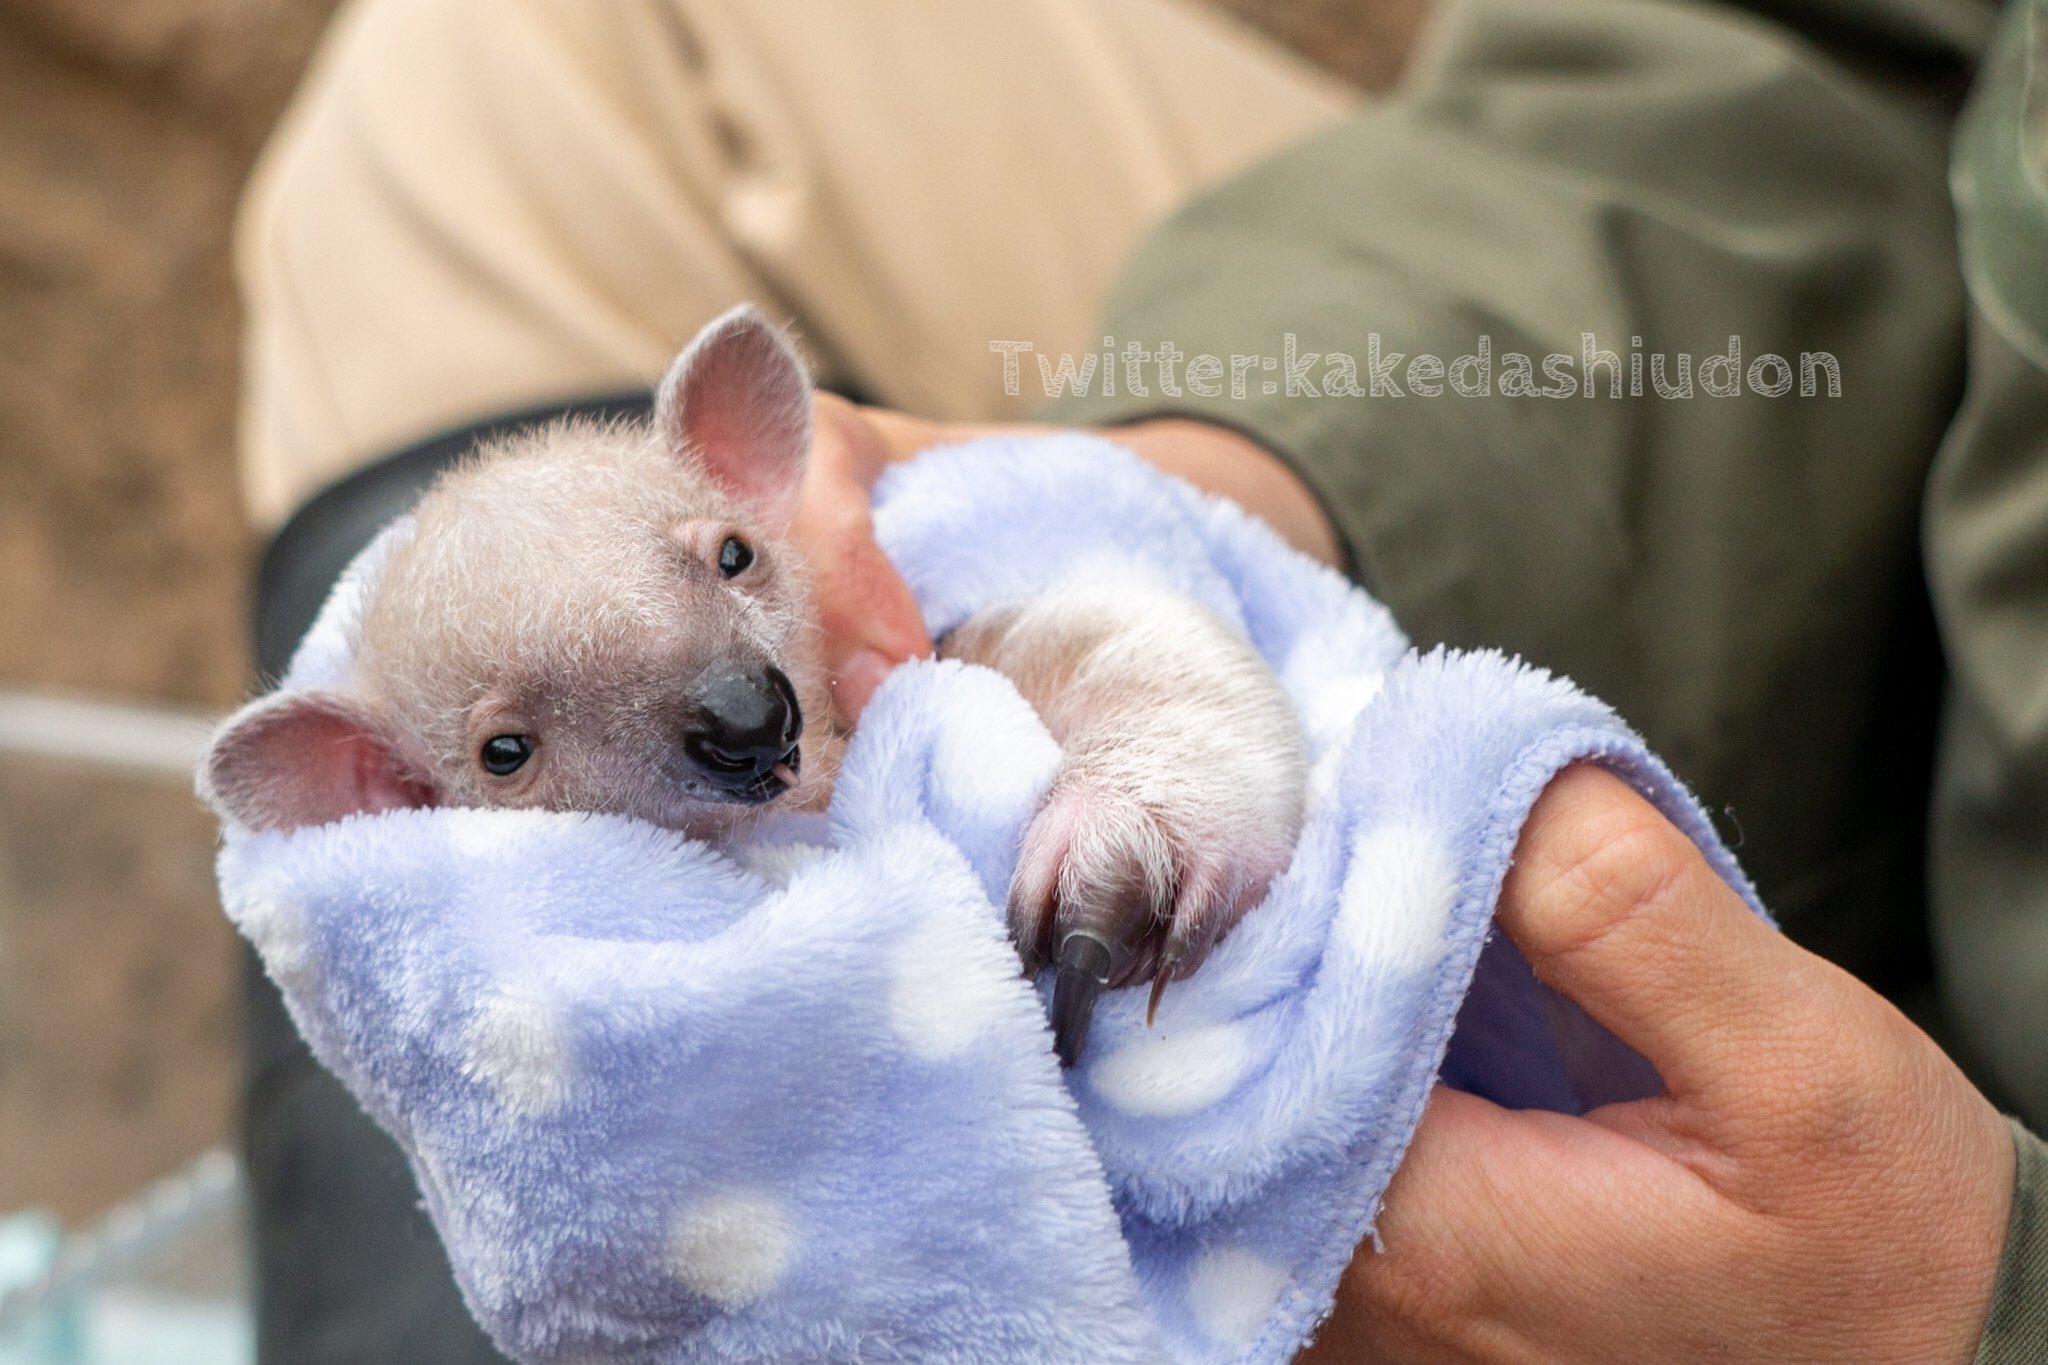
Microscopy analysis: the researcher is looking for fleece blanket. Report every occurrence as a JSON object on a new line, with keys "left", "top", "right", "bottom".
{"left": 215, "top": 435, "right": 1763, "bottom": 1365}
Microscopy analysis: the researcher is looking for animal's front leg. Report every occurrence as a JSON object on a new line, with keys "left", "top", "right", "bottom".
{"left": 943, "top": 574, "right": 1306, "bottom": 1063}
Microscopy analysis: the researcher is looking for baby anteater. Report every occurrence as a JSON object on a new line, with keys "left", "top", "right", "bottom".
{"left": 201, "top": 306, "right": 1307, "bottom": 1063}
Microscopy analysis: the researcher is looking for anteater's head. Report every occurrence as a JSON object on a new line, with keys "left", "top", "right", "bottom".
{"left": 202, "top": 305, "right": 833, "bottom": 836}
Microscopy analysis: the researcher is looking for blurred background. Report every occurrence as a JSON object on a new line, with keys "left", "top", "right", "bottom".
{"left": 0, "top": 1, "right": 343, "bottom": 1355}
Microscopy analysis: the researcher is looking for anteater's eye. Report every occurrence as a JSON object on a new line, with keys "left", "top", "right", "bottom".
{"left": 480, "top": 734, "right": 533, "bottom": 776}
{"left": 718, "top": 536, "right": 755, "bottom": 578}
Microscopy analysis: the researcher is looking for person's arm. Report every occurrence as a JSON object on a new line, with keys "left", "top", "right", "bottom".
{"left": 1923, "top": 318, "right": 2048, "bottom": 1365}
{"left": 1043, "top": 0, "right": 1989, "bottom": 992}
{"left": 1976, "top": 1119, "right": 2048, "bottom": 1365}
{"left": 1922, "top": 4, "right": 2048, "bottom": 1358}
{"left": 1047, "top": 0, "right": 1981, "bottom": 661}
{"left": 1019, "top": 0, "right": 2043, "bottom": 1356}
{"left": 1925, "top": 0, "right": 2048, "bottom": 1138}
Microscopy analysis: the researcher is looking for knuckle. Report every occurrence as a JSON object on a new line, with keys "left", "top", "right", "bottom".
{"left": 1347, "top": 1237, "right": 1484, "bottom": 1336}
{"left": 1765, "top": 984, "right": 1914, "bottom": 1154}
{"left": 1513, "top": 790, "right": 1695, "bottom": 959}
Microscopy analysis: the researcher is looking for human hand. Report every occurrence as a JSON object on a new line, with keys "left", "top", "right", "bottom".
{"left": 791, "top": 402, "right": 1341, "bottom": 724}
{"left": 1303, "top": 766, "right": 2015, "bottom": 1365}
{"left": 790, "top": 393, "right": 935, "bottom": 726}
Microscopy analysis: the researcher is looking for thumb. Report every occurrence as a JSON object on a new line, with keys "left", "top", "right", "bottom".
{"left": 1496, "top": 765, "right": 1816, "bottom": 1112}
{"left": 815, "top": 529, "right": 931, "bottom": 722}
{"left": 791, "top": 396, "right": 934, "bottom": 725}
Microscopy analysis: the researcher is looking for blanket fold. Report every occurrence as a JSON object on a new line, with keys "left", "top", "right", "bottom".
{"left": 216, "top": 436, "right": 1761, "bottom": 1365}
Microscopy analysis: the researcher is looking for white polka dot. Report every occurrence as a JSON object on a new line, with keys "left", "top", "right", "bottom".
{"left": 929, "top": 688, "right": 1060, "bottom": 822}
{"left": 668, "top": 1190, "right": 796, "bottom": 1308}
{"left": 463, "top": 990, "right": 577, "bottom": 1117}
{"left": 1301, "top": 672, "right": 1384, "bottom": 753}
{"left": 1090, "top": 1023, "right": 1254, "bottom": 1117}
{"left": 1187, "top": 1246, "right": 1290, "bottom": 1349}
{"left": 230, "top": 884, "right": 313, "bottom": 987}
{"left": 1336, "top": 822, "right": 1458, "bottom": 976}
{"left": 888, "top": 911, "right": 1018, "bottom": 1061}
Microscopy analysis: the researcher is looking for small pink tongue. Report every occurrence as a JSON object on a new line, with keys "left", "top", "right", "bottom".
{"left": 770, "top": 762, "right": 799, "bottom": 788}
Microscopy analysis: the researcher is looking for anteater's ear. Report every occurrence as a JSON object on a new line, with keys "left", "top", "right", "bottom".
{"left": 198, "top": 690, "right": 436, "bottom": 832}
{"left": 655, "top": 303, "right": 812, "bottom": 530}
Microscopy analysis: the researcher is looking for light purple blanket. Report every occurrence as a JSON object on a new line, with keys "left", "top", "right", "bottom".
{"left": 215, "top": 436, "right": 1762, "bottom": 1364}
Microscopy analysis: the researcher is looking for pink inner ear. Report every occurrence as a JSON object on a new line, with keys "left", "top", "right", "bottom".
{"left": 658, "top": 307, "right": 811, "bottom": 526}
{"left": 328, "top": 722, "right": 437, "bottom": 820}
{"left": 204, "top": 694, "right": 435, "bottom": 832}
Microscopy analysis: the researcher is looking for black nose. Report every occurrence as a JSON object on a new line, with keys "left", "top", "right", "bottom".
{"left": 683, "top": 664, "right": 801, "bottom": 798}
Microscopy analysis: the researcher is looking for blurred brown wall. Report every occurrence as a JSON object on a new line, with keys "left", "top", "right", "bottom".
{"left": 0, "top": 0, "right": 342, "bottom": 709}
{"left": 0, "top": 0, "right": 339, "bottom": 1220}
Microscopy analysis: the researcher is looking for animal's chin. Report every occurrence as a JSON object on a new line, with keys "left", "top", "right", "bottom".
{"left": 653, "top": 744, "right": 800, "bottom": 829}
{"left": 714, "top": 767, "right": 793, "bottom": 806}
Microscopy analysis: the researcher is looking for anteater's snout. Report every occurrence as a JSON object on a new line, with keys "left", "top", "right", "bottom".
{"left": 682, "top": 663, "right": 802, "bottom": 801}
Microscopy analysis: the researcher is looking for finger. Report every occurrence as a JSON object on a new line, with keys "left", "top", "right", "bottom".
{"left": 788, "top": 421, "right": 933, "bottom": 725}
{"left": 1495, "top": 765, "right": 1822, "bottom": 1110}
{"left": 809, "top": 391, "right": 894, "bottom": 485}
{"left": 1315, "top": 1084, "right": 1725, "bottom": 1363}
{"left": 1303, "top": 1086, "right": 1524, "bottom": 1363}
{"left": 816, "top": 534, "right": 931, "bottom": 722}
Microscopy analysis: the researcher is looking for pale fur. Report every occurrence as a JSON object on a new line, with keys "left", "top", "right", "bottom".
{"left": 945, "top": 574, "right": 1306, "bottom": 986}
{"left": 203, "top": 305, "right": 1306, "bottom": 987}
{"left": 350, "top": 420, "right": 839, "bottom": 838}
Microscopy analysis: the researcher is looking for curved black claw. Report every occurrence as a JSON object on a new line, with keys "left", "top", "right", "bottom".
{"left": 1052, "top": 932, "right": 1121, "bottom": 1067}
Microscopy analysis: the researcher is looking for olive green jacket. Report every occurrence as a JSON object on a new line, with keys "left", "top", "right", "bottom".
{"left": 1049, "top": 0, "right": 2046, "bottom": 1355}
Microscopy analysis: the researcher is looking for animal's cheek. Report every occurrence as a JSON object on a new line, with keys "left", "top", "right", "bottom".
{"left": 465, "top": 753, "right": 553, "bottom": 809}
{"left": 533, "top": 749, "right": 605, "bottom": 808}
{"left": 768, "top": 613, "right": 831, "bottom": 691}
{"left": 569, "top": 748, "right": 667, "bottom": 814}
